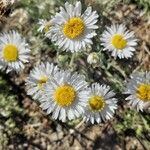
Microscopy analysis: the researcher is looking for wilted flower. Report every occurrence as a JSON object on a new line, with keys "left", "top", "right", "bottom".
{"left": 37, "top": 19, "right": 52, "bottom": 33}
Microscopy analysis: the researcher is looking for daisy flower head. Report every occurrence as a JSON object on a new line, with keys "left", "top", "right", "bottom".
{"left": 0, "top": 30, "right": 30, "bottom": 73}
{"left": 47, "top": 1, "right": 99, "bottom": 53}
{"left": 37, "top": 19, "right": 52, "bottom": 33}
{"left": 100, "top": 24, "right": 137, "bottom": 59}
{"left": 83, "top": 83, "right": 118, "bottom": 124}
{"left": 40, "top": 70, "right": 88, "bottom": 122}
{"left": 124, "top": 72, "right": 150, "bottom": 111}
{"left": 26, "top": 62, "right": 59, "bottom": 100}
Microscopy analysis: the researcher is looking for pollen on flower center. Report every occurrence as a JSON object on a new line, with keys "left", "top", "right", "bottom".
{"left": 111, "top": 34, "right": 127, "bottom": 49}
{"left": 63, "top": 17, "right": 85, "bottom": 39}
{"left": 136, "top": 83, "right": 150, "bottom": 101}
{"left": 53, "top": 84, "right": 76, "bottom": 107}
{"left": 88, "top": 95, "right": 105, "bottom": 111}
{"left": 37, "top": 76, "right": 48, "bottom": 89}
{"left": 3, "top": 44, "right": 18, "bottom": 61}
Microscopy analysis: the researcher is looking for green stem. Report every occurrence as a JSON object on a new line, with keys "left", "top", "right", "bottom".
{"left": 69, "top": 53, "right": 76, "bottom": 68}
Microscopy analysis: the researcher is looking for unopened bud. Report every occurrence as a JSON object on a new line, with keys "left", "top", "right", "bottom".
{"left": 87, "top": 52, "right": 99, "bottom": 65}
{"left": 57, "top": 55, "right": 69, "bottom": 64}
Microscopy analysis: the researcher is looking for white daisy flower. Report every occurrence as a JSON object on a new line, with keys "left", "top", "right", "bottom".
{"left": 26, "top": 62, "right": 59, "bottom": 100}
{"left": 100, "top": 24, "right": 137, "bottom": 59}
{"left": 124, "top": 72, "right": 150, "bottom": 111}
{"left": 40, "top": 70, "right": 88, "bottom": 122}
{"left": 83, "top": 83, "right": 118, "bottom": 124}
{"left": 0, "top": 30, "right": 30, "bottom": 73}
{"left": 46, "top": 1, "right": 99, "bottom": 53}
{"left": 37, "top": 19, "right": 52, "bottom": 33}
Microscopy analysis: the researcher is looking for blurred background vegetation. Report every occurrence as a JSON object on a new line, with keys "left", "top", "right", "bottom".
{"left": 0, "top": 0, "right": 150, "bottom": 149}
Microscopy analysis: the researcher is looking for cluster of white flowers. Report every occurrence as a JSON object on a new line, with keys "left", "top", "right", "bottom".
{"left": 0, "top": 1, "right": 149, "bottom": 123}
{"left": 26, "top": 62, "right": 118, "bottom": 123}
{"left": 39, "top": 1, "right": 137, "bottom": 59}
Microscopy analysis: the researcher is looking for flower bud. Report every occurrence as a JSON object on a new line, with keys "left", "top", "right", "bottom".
{"left": 87, "top": 52, "right": 99, "bottom": 65}
{"left": 57, "top": 55, "right": 69, "bottom": 64}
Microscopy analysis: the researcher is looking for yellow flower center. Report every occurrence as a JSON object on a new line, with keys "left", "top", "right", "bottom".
{"left": 63, "top": 17, "right": 85, "bottom": 39}
{"left": 3, "top": 44, "right": 18, "bottom": 61}
{"left": 88, "top": 95, "right": 105, "bottom": 111}
{"left": 37, "top": 76, "right": 48, "bottom": 89}
{"left": 111, "top": 34, "right": 127, "bottom": 49}
{"left": 53, "top": 84, "right": 76, "bottom": 107}
{"left": 136, "top": 83, "right": 150, "bottom": 101}
{"left": 44, "top": 22, "right": 51, "bottom": 33}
